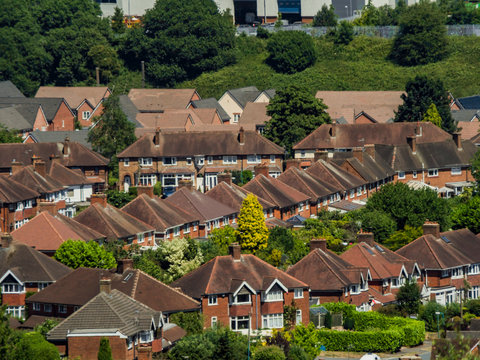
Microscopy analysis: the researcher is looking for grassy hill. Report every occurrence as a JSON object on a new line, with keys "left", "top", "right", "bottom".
{"left": 178, "top": 35, "right": 480, "bottom": 99}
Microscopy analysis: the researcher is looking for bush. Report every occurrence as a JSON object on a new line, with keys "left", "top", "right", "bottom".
{"left": 253, "top": 345, "right": 286, "bottom": 360}
{"left": 466, "top": 299, "right": 480, "bottom": 316}
{"left": 266, "top": 31, "right": 316, "bottom": 74}
{"left": 419, "top": 301, "right": 446, "bottom": 332}
{"left": 323, "top": 302, "right": 356, "bottom": 319}
{"left": 343, "top": 317, "right": 355, "bottom": 330}
{"left": 257, "top": 26, "right": 271, "bottom": 39}
{"left": 287, "top": 344, "right": 311, "bottom": 360}
{"left": 377, "top": 304, "right": 403, "bottom": 317}
{"left": 327, "top": 21, "right": 354, "bottom": 45}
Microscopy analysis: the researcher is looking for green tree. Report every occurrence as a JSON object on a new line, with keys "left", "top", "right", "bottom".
{"left": 0, "top": 124, "right": 22, "bottom": 143}
{"left": 354, "top": 209, "right": 396, "bottom": 243}
{"left": 97, "top": 337, "right": 113, "bottom": 360}
{"left": 312, "top": 5, "right": 337, "bottom": 27}
{"left": 106, "top": 189, "right": 135, "bottom": 208}
{"left": 419, "top": 301, "right": 446, "bottom": 332}
{"left": 121, "top": 0, "right": 236, "bottom": 87}
{"left": 451, "top": 195, "right": 480, "bottom": 233}
{"left": 327, "top": 21, "right": 354, "bottom": 45}
{"left": 54, "top": 240, "right": 117, "bottom": 269}
{"left": 390, "top": 1, "right": 448, "bottom": 66}
{"left": 396, "top": 279, "right": 421, "bottom": 316}
{"left": 111, "top": 7, "right": 125, "bottom": 34}
{"left": 265, "top": 85, "right": 331, "bottom": 156}
{"left": 88, "top": 94, "right": 136, "bottom": 161}
{"left": 169, "top": 312, "right": 204, "bottom": 336}
{"left": 237, "top": 194, "right": 268, "bottom": 252}
{"left": 422, "top": 103, "right": 442, "bottom": 127}
{"left": 8, "top": 331, "right": 60, "bottom": 360}
{"left": 210, "top": 226, "right": 237, "bottom": 252}
{"left": 471, "top": 150, "right": 480, "bottom": 189}
{"left": 394, "top": 75, "right": 455, "bottom": 133}
{"left": 266, "top": 31, "right": 317, "bottom": 74}
{"left": 253, "top": 345, "right": 286, "bottom": 360}
{"left": 384, "top": 225, "right": 423, "bottom": 251}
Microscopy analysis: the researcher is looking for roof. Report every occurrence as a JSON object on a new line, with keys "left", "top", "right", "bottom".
{"left": 164, "top": 187, "right": 237, "bottom": 223}
{"left": 0, "top": 106, "right": 32, "bottom": 130}
{"left": 451, "top": 110, "right": 480, "bottom": 123}
{"left": 328, "top": 200, "right": 365, "bottom": 212}
{"left": 0, "top": 97, "right": 72, "bottom": 123}
{"left": 0, "top": 103, "right": 41, "bottom": 128}
{"left": 0, "top": 240, "right": 72, "bottom": 283}
{"left": 74, "top": 203, "right": 155, "bottom": 241}
{"left": 35, "top": 87, "right": 110, "bottom": 109}
{"left": 28, "top": 267, "right": 200, "bottom": 313}
{"left": 277, "top": 167, "right": 339, "bottom": 201}
{"left": 47, "top": 161, "right": 91, "bottom": 186}
{"left": 243, "top": 174, "right": 311, "bottom": 209}
{"left": 27, "top": 130, "right": 91, "bottom": 149}
{"left": 0, "top": 175, "right": 40, "bottom": 204}
{"left": 0, "top": 81, "right": 25, "bottom": 97}
{"left": 223, "top": 86, "right": 261, "bottom": 108}
{"left": 315, "top": 91, "right": 404, "bottom": 123}
{"left": 128, "top": 88, "right": 198, "bottom": 111}
{"left": 135, "top": 108, "right": 221, "bottom": 131}
{"left": 287, "top": 248, "right": 369, "bottom": 292}
{"left": 306, "top": 160, "right": 366, "bottom": 191}
{"left": 191, "top": 98, "right": 230, "bottom": 122}
{"left": 457, "top": 95, "right": 480, "bottom": 110}
{"left": 11, "top": 212, "right": 105, "bottom": 252}
{"left": 396, "top": 228, "right": 480, "bottom": 269}
{"left": 118, "top": 94, "right": 141, "bottom": 127}
{"left": 294, "top": 123, "right": 451, "bottom": 150}
{"left": 47, "top": 289, "right": 162, "bottom": 340}
{"left": 10, "top": 166, "right": 65, "bottom": 195}
{"left": 456, "top": 121, "right": 480, "bottom": 140}
{"left": 239, "top": 102, "right": 270, "bottom": 126}
{"left": 117, "top": 130, "right": 284, "bottom": 158}
{"left": 330, "top": 151, "right": 396, "bottom": 182}
{"left": 171, "top": 252, "right": 308, "bottom": 299}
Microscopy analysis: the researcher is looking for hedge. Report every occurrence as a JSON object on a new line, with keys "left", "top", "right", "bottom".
{"left": 317, "top": 329, "right": 403, "bottom": 353}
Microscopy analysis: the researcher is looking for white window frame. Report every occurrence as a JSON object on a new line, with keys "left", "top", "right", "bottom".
{"left": 82, "top": 111, "right": 91, "bottom": 120}
{"left": 428, "top": 168, "right": 439, "bottom": 177}
{"left": 296, "top": 310, "right": 302, "bottom": 325}
{"left": 262, "top": 313, "right": 283, "bottom": 329}
{"left": 231, "top": 315, "right": 249, "bottom": 330}
{"left": 452, "top": 267, "right": 464, "bottom": 279}
{"left": 357, "top": 187, "right": 362, "bottom": 196}
{"left": 124, "top": 158, "right": 129, "bottom": 167}
{"left": 183, "top": 224, "right": 190, "bottom": 234}
{"left": 223, "top": 155, "right": 237, "bottom": 165}
{"left": 44, "top": 304, "right": 52, "bottom": 313}
{"left": 412, "top": 170, "right": 417, "bottom": 178}
{"left": 233, "top": 113, "right": 240, "bottom": 123}
{"left": 398, "top": 171, "right": 406, "bottom": 179}
{"left": 294, "top": 288, "right": 303, "bottom": 299}
{"left": 207, "top": 156, "right": 213, "bottom": 165}
{"left": 211, "top": 316, "right": 218, "bottom": 328}
{"left": 139, "top": 157, "right": 153, "bottom": 166}
{"left": 139, "top": 330, "right": 154, "bottom": 344}
{"left": 173, "top": 227, "right": 180, "bottom": 237}
{"left": 195, "top": 156, "right": 205, "bottom": 166}
{"left": 138, "top": 174, "right": 157, "bottom": 186}
{"left": 468, "top": 264, "right": 480, "bottom": 275}
{"left": 38, "top": 282, "right": 49, "bottom": 291}
{"left": 208, "top": 295, "right": 218, "bottom": 305}
{"left": 6, "top": 306, "right": 24, "bottom": 319}
{"left": 2, "top": 283, "right": 24, "bottom": 293}
{"left": 264, "top": 289, "right": 283, "bottom": 302}
{"left": 270, "top": 155, "right": 275, "bottom": 163}
{"left": 350, "top": 285, "right": 360, "bottom": 294}
{"left": 233, "top": 293, "right": 251, "bottom": 305}
{"left": 137, "top": 233, "right": 144, "bottom": 243}
{"left": 163, "top": 157, "right": 177, "bottom": 166}
{"left": 247, "top": 155, "right": 261, "bottom": 164}
{"left": 58, "top": 304, "right": 67, "bottom": 314}
{"left": 32, "top": 303, "right": 40, "bottom": 311}
{"left": 451, "top": 167, "right": 462, "bottom": 175}
{"left": 186, "top": 157, "right": 192, "bottom": 165}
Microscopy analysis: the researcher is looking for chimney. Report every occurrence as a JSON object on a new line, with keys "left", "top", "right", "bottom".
{"left": 238, "top": 127, "right": 245, "bottom": 145}
{"left": 38, "top": 201, "right": 57, "bottom": 215}
{"left": 329, "top": 124, "right": 336, "bottom": 138}
{"left": 117, "top": 258, "right": 134, "bottom": 273}
{"left": 352, "top": 147, "right": 363, "bottom": 163}
{"left": 49, "top": 154, "right": 60, "bottom": 163}
{"left": 285, "top": 159, "right": 301, "bottom": 170}
{"left": 90, "top": 193, "right": 107, "bottom": 207}
{"left": 63, "top": 137, "right": 70, "bottom": 157}
{"left": 99, "top": 277, "right": 111, "bottom": 294}
{"left": 407, "top": 135, "right": 416, "bottom": 154}
{"left": 229, "top": 242, "right": 241, "bottom": 261}
{"left": 310, "top": 239, "right": 327, "bottom": 253}
{"left": 34, "top": 160, "right": 46, "bottom": 177}
{"left": 364, "top": 144, "right": 375, "bottom": 159}
{"left": 217, "top": 172, "right": 232, "bottom": 185}
{"left": 154, "top": 128, "right": 160, "bottom": 147}
{"left": 423, "top": 221, "right": 440, "bottom": 238}
{"left": 137, "top": 186, "right": 154, "bottom": 198}
{"left": 178, "top": 179, "right": 193, "bottom": 190}
{"left": 254, "top": 163, "right": 269, "bottom": 178}
{"left": 357, "top": 231, "right": 375, "bottom": 246}
{"left": 415, "top": 123, "right": 422, "bottom": 137}
{"left": 453, "top": 133, "right": 462, "bottom": 150}
{"left": 1, "top": 233, "right": 12, "bottom": 248}
{"left": 11, "top": 160, "right": 23, "bottom": 175}
{"left": 314, "top": 150, "right": 329, "bottom": 162}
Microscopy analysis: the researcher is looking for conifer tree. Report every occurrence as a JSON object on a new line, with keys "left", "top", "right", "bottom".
{"left": 97, "top": 337, "right": 113, "bottom": 360}
{"left": 422, "top": 103, "right": 442, "bottom": 128}
{"left": 237, "top": 194, "right": 268, "bottom": 252}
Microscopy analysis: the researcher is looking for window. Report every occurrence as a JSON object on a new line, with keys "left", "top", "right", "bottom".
{"left": 233, "top": 113, "right": 240, "bottom": 123}
{"left": 233, "top": 293, "right": 251, "bottom": 304}
{"left": 441, "top": 269, "right": 450, "bottom": 278}
{"left": 174, "top": 227, "right": 180, "bottom": 237}
{"left": 231, "top": 316, "right": 249, "bottom": 330}
{"left": 38, "top": 282, "right": 49, "bottom": 291}
{"left": 231, "top": 214, "right": 237, "bottom": 223}
{"left": 299, "top": 202, "right": 304, "bottom": 211}
{"left": 186, "top": 157, "right": 192, "bottom": 165}
{"left": 451, "top": 167, "right": 462, "bottom": 175}
{"left": 350, "top": 285, "right": 360, "bottom": 294}
{"left": 468, "top": 264, "right": 480, "bottom": 275}
{"left": 163, "top": 157, "right": 177, "bottom": 165}
{"left": 32, "top": 303, "right": 40, "bottom": 311}
{"left": 296, "top": 310, "right": 302, "bottom": 324}
{"left": 74, "top": 306, "right": 79, "bottom": 312}
{"left": 398, "top": 171, "right": 405, "bottom": 179}
{"left": 2, "top": 283, "right": 24, "bottom": 293}
{"left": 247, "top": 155, "right": 261, "bottom": 164}
{"left": 357, "top": 187, "right": 362, "bottom": 196}
{"left": 58, "top": 304, "right": 67, "bottom": 314}
{"left": 16, "top": 202, "right": 24, "bottom": 211}
{"left": 183, "top": 224, "right": 190, "bottom": 234}
{"left": 44, "top": 304, "right": 52, "bottom": 313}
{"left": 300, "top": 150, "right": 306, "bottom": 158}
{"left": 139, "top": 174, "right": 157, "bottom": 186}
{"left": 349, "top": 189, "right": 355, "bottom": 198}
{"left": 383, "top": 279, "right": 389, "bottom": 287}
{"left": 270, "top": 155, "right": 275, "bottom": 163}
{"left": 195, "top": 156, "right": 205, "bottom": 166}
{"left": 262, "top": 313, "right": 283, "bottom": 329}
{"left": 207, "top": 156, "right": 213, "bottom": 165}
{"left": 193, "top": 222, "right": 198, "bottom": 231}
{"left": 124, "top": 158, "right": 129, "bottom": 167}
{"left": 294, "top": 288, "right": 303, "bottom": 299}
{"left": 82, "top": 111, "right": 91, "bottom": 120}
{"left": 265, "top": 289, "right": 283, "bottom": 302}
{"left": 213, "top": 219, "right": 220, "bottom": 229}
{"left": 137, "top": 233, "right": 144, "bottom": 243}
{"left": 6, "top": 306, "right": 24, "bottom": 319}
{"left": 452, "top": 267, "right": 464, "bottom": 278}
{"left": 211, "top": 316, "right": 218, "bottom": 328}
{"left": 24, "top": 200, "right": 32, "bottom": 209}
{"left": 139, "top": 157, "right": 153, "bottom": 166}
{"left": 223, "top": 156, "right": 237, "bottom": 164}
{"left": 139, "top": 330, "right": 154, "bottom": 343}
{"left": 14, "top": 221, "right": 23, "bottom": 229}
{"left": 469, "top": 286, "right": 480, "bottom": 299}
{"left": 208, "top": 295, "right": 217, "bottom": 305}
{"left": 412, "top": 170, "right": 417, "bottom": 178}
{"left": 428, "top": 169, "right": 438, "bottom": 177}
{"left": 391, "top": 278, "right": 400, "bottom": 287}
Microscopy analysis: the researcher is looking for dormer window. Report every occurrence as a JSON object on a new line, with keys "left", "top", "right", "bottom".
{"left": 264, "top": 287, "right": 283, "bottom": 302}
{"left": 208, "top": 295, "right": 218, "bottom": 305}
{"left": 2, "top": 283, "right": 24, "bottom": 293}
{"left": 233, "top": 293, "right": 251, "bottom": 304}
{"left": 294, "top": 288, "right": 303, "bottom": 299}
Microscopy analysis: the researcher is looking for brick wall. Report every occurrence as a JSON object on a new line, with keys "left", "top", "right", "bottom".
{"left": 68, "top": 335, "right": 130, "bottom": 360}
{"left": 51, "top": 102, "right": 75, "bottom": 131}
{"left": 77, "top": 102, "right": 95, "bottom": 128}
{"left": 202, "top": 295, "right": 230, "bottom": 329}
{"left": 395, "top": 167, "right": 471, "bottom": 189}
{"left": 284, "top": 289, "right": 310, "bottom": 326}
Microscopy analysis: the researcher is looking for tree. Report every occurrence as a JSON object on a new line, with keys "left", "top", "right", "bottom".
{"left": 327, "top": 21, "right": 354, "bottom": 45}
{"left": 8, "top": 331, "right": 60, "bottom": 360}
{"left": 54, "top": 240, "right": 117, "bottom": 269}
{"left": 471, "top": 150, "right": 480, "bottom": 189}
{"left": 355, "top": 209, "right": 396, "bottom": 243}
{"left": 121, "top": 0, "right": 236, "bottom": 87}
{"left": 97, "top": 337, "right": 113, "bottom": 360}
{"left": 210, "top": 226, "right": 237, "bottom": 252}
{"left": 111, "top": 7, "right": 125, "bottom": 34}
{"left": 169, "top": 312, "right": 204, "bottom": 336}
{"left": 396, "top": 279, "right": 421, "bottom": 316}
{"left": 237, "top": 194, "right": 268, "bottom": 252}
{"left": 384, "top": 225, "right": 422, "bottom": 251}
{"left": 390, "top": 2, "right": 448, "bottom": 66}
{"left": 264, "top": 85, "right": 331, "bottom": 156}
{"left": 0, "top": 125, "right": 22, "bottom": 143}
{"left": 394, "top": 76, "right": 455, "bottom": 133}
{"left": 451, "top": 196, "right": 480, "bottom": 233}
{"left": 266, "top": 31, "right": 316, "bottom": 74}
{"left": 253, "top": 345, "right": 286, "bottom": 360}
{"left": 312, "top": 5, "right": 337, "bottom": 27}
{"left": 88, "top": 94, "right": 136, "bottom": 161}
{"left": 423, "top": 103, "right": 442, "bottom": 127}
{"left": 106, "top": 189, "right": 135, "bottom": 208}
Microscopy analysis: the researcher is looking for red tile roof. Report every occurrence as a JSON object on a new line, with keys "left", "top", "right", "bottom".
{"left": 10, "top": 166, "right": 64, "bottom": 195}
{"left": 278, "top": 167, "right": 339, "bottom": 201}
{"left": 0, "top": 175, "right": 40, "bottom": 204}
{"left": 306, "top": 160, "right": 366, "bottom": 191}
{"left": 35, "top": 86, "right": 110, "bottom": 109}
{"left": 128, "top": 89, "right": 198, "bottom": 111}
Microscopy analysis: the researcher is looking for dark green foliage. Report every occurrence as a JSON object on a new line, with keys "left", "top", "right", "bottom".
{"left": 312, "top": 5, "right": 337, "bottom": 27}
{"left": 394, "top": 75, "right": 455, "bottom": 133}
{"left": 264, "top": 85, "right": 330, "bottom": 156}
{"left": 419, "top": 301, "right": 446, "bottom": 332}
{"left": 253, "top": 345, "right": 286, "bottom": 360}
{"left": 97, "top": 337, "right": 113, "bottom": 360}
{"left": 353, "top": 209, "right": 396, "bottom": 243}
{"left": 466, "top": 299, "right": 480, "bottom": 316}
{"left": 231, "top": 170, "right": 253, "bottom": 186}
{"left": 122, "top": 0, "right": 236, "bottom": 87}
{"left": 287, "top": 344, "right": 311, "bottom": 360}
{"left": 256, "top": 26, "right": 271, "bottom": 39}
{"left": 324, "top": 311, "right": 332, "bottom": 329}
{"left": 103, "top": 239, "right": 138, "bottom": 261}
{"left": 377, "top": 304, "right": 403, "bottom": 317}
{"left": 383, "top": 225, "right": 422, "bottom": 251}
{"left": 327, "top": 21, "right": 354, "bottom": 45}
{"left": 451, "top": 195, "right": 480, "bottom": 233}
{"left": 471, "top": 150, "right": 480, "bottom": 191}
{"left": 390, "top": 2, "right": 448, "bottom": 66}
{"left": 54, "top": 240, "right": 117, "bottom": 269}
{"left": 343, "top": 317, "right": 355, "bottom": 330}
{"left": 8, "top": 331, "right": 60, "bottom": 360}
{"left": 169, "top": 312, "right": 203, "bottom": 336}
{"left": 88, "top": 94, "right": 136, "bottom": 161}
{"left": 353, "top": 0, "right": 406, "bottom": 26}
{"left": 34, "top": 319, "right": 59, "bottom": 339}
{"left": 266, "top": 31, "right": 317, "bottom": 74}
{"left": 106, "top": 189, "right": 135, "bottom": 208}
{"left": 153, "top": 181, "right": 162, "bottom": 196}
{"left": 111, "top": 7, "right": 125, "bottom": 34}
{"left": 443, "top": 0, "right": 480, "bottom": 25}
{"left": 0, "top": 124, "right": 22, "bottom": 143}
{"left": 396, "top": 279, "right": 421, "bottom": 316}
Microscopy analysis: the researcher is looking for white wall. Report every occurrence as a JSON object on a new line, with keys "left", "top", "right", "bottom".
{"left": 301, "top": 0, "right": 330, "bottom": 17}
{"left": 99, "top": 0, "right": 156, "bottom": 17}
{"left": 66, "top": 185, "right": 93, "bottom": 204}
{"left": 257, "top": 0, "right": 279, "bottom": 18}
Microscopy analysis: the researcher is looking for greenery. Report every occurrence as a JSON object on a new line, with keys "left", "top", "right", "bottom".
{"left": 312, "top": 5, "right": 337, "bottom": 27}
{"left": 471, "top": 151, "right": 480, "bottom": 190}
{"left": 237, "top": 194, "right": 268, "bottom": 252}
{"left": 390, "top": 1, "right": 448, "bottom": 66}
{"left": 395, "top": 75, "right": 455, "bottom": 133}
{"left": 422, "top": 103, "right": 442, "bottom": 127}
{"left": 253, "top": 345, "right": 286, "bottom": 360}
{"left": 327, "top": 21, "right": 354, "bottom": 45}
{"left": 97, "top": 337, "right": 113, "bottom": 360}
{"left": 264, "top": 85, "right": 330, "bottom": 156}
{"left": 0, "top": 125, "right": 22, "bottom": 143}
{"left": 266, "top": 31, "right": 316, "bottom": 74}
{"left": 353, "top": 0, "right": 407, "bottom": 26}
{"left": 231, "top": 170, "right": 253, "bottom": 186}
{"left": 54, "top": 240, "right": 117, "bottom": 269}
{"left": 383, "top": 225, "right": 423, "bottom": 250}
{"left": 451, "top": 195, "right": 480, "bottom": 233}
{"left": 419, "top": 301, "right": 446, "bottom": 332}
{"left": 111, "top": 7, "right": 125, "bottom": 34}
{"left": 396, "top": 279, "right": 421, "bottom": 316}
{"left": 106, "top": 189, "right": 136, "bottom": 208}
{"left": 169, "top": 312, "right": 204, "bottom": 336}
{"left": 351, "top": 209, "right": 396, "bottom": 243}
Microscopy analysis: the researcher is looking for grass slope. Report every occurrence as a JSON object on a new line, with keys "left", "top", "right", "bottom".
{"left": 179, "top": 35, "right": 480, "bottom": 99}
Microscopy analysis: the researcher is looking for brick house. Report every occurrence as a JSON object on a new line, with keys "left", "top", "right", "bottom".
{"left": 287, "top": 239, "right": 372, "bottom": 310}
{"left": 397, "top": 223, "right": 480, "bottom": 306}
{"left": 127, "top": 88, "right": 200, "bottom": 112}
{"left": 117, "top": 128, "right": 284, "bottom": 194}
{"left": 172, "top": 243, "right": 309, "bottom": 333}
{"left": 189, "top": 97, "right": 231, "bottom": 124}
{"left": 0, "top": 234, "right": 72, "bottom": 320}
{"left": 0, "top": 103, "right": 49, "bottom": 136}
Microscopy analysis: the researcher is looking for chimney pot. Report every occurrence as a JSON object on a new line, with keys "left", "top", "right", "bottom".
{"left": 137, "top": 186, "right": 155, "bottom": 198}
{"left": 117, "top": 258, "right": 134, "bottom": 273}
{"left": 285, "top": 159, "right": 301, "bottom": 170}
{"left": 217, "top": 173, "right": 232, "bottom": 186}
{"left": 90, "top": 193, "right": 107, "bottom": 207}
{"left": 254, "top": 163, "right": 269, "bottom": 178}
{"left": 423, "top": 221, "right": 440, "bottom": 238}
{"left": 99, "top": 277, "right": 111, "bottom": 294}
{"left": 310, "top": 239, "right": 327, "bottom": 253}
{"left": 1, "top": 233, "right": 12, "bottom": 248}
{"left": 229, "top": 243, "right": 241, "bottom": 260}
{"left": 357, "top": 231, "right": 375, "bottom": 246}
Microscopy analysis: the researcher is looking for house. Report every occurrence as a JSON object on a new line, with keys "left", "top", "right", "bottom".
{"left": 218, "top": 86, "right": 274, "bottom": 123}
{"left": 287, "top": 239, "right": 372, "bottom": 310}
{"left": 315, "top": 91, "right": 404, "bottom": 124}
{"left": 0, "top": 80, "right": 25, "bottom": 97}
{"left": 0, "top": 103, "right": 48, "bottom": 133}
{"left": 0, "top": 234, "right": 72, "bottom": 320}
{"left": 35, "top": 86, "right": 111, "bottom": 127}
{"left": 73, "top": 194, "right": 155, "bottom": 247}
{"left": 190, "top": 97, "right": 231, "bottom": 124}
{"left": 238, "top": 102, "right": 271, "bottom": 133}
{"left": 116, "top": 127, "right": 284, "bottom": 193}
{"left": 340, "top": 232, "right": 421, "bottom": 306}
{"left": 171, "top": 243, "right": 309, "bottom": 333}
{"left": 127, "top": 88, "right": 200, "bottom": 112}
{"left": 27, "top": 260, "right": 200, "bottom": 321}
{"left": 11, "top": 211, "right": 105, "bottom": 256}
{"left": 396, "top": 222, "right": 480, "bottom": 306}
{"left": 456, "top": 95, "right": 480, "bottom": 110}
{"left": 24, "top": 129, "right": 91, "bottom": 149}
{"left": 47, "top": 289, "right": 164, "bottom": 360}
{"left": 452, "top": 110, "right": 480, "bottom": 141}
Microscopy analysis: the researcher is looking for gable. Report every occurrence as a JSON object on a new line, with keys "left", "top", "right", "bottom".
{"left": 33, "top": 106, "right": 49, "bottom": 131}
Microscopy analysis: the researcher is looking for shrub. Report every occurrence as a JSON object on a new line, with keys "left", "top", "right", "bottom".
{"left": 287, "top": 344, "right": 311, "bottom": 360}
{"left": 323, "top": 302, "right": 356, "bottom": 319}
{"left": 419, "top": 301, "right": 446, "bottom": 332}
{"left": 253, "top": 345, "right": 286, "bottom": 360}
{"left": 257, "top": 26, "right": 271, "bottom": 39}
{"left": 266, "top": 31, "right": 316, "bottom": 74}
{"left": 466, "top": 299, "right": 480, "bottom": 316}
{"left": 327, "top": 21, "right": 354, "bottom": 45}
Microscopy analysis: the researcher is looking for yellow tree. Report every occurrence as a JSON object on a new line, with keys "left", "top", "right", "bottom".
{"left": 237, "top": 194, "right": 268, "bottom": 252}
{"left": 422, "top": 103, "right": 442, "bottom": 128}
